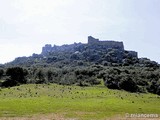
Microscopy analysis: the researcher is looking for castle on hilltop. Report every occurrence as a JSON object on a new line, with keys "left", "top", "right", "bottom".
{"left": 41, "top": 36, "right": 137, "bottom": 58}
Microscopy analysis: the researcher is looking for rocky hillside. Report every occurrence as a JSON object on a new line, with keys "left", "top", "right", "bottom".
{"left": 6, "top": 36, "right": 158, "bottom": 68}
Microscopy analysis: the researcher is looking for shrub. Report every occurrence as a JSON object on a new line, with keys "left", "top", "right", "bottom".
{"left": 119, "top": 77, "right": 138, "bottom": 92}
{"left": 156, "top": 86, "right": 160, "bottom": 95}
{"left": 2, "top": 79, "right": 18, "bottom": 87}
{"left": 105, "top": 80, "right": 119, "bottom": 89}
{"left": 0, "top": 69, "right": 4, "bottom": 79}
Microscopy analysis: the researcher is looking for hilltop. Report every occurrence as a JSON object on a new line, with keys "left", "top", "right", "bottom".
{"left": 6, "top": 36, "right": 157, "bottom": 67}
{"left": 41, "top": 36, "right": 137, "bottom": 64}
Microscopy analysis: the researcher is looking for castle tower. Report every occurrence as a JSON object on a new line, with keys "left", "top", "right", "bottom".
{"left": 42, "top": 44, "right": 52, "bottom": 55}
{"left": 88, "top": 36, "right": 99, "bottom": 44}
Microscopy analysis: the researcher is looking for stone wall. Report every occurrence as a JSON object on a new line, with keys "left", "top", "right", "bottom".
{"left": 41, "top": 43, "right": 83, "bottom": 55}
{"left": 88, "top": 36, "right": 99, "bottom": 44}
{"left": 88, "top": 36, "right": 124, "bottom": 51}
{"left": 128, "top": 51, "right": 138, "bottom": 58}
{"left": 42, "top": 44, "right": 52, "bottom": 55}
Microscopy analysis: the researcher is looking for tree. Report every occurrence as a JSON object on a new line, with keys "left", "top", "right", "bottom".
{"left": 119, "top": 77, "right": 138, "bottom": 92}
{"left": 47, "top": 70, "right": 53, "bottom": 82}
{"left": 35, "top": 69, "right": 46, "bottom": 84}
{"left": 6, "top": 67, "right": 28, "bottom": 83}
{"left": 0, "top": 69, "right": 4, "bottom": 79}
{"left": 2, "top": 67, "right": 28, "bottom": 87}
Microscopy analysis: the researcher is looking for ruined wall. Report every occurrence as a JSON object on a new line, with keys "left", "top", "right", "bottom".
{"left": 41, "top": 43, "right": 83, "bottom": 55}
{"left": 128, "top": 51, "right": 138, "bottom": 58}
{"left": 41, "top": 36, "right": 137, "bottom": 59}
{"left": 88, "top": 36, "right": 99, "bottom": 44}
{"left": 88, "top": 36, "right": 124, "bottom": 51}
{"left": 42, "top": 44, "right": 52, "bottom": 55}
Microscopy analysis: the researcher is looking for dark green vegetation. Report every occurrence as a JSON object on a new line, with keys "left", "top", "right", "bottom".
{"left": 0, "top": 65, "right": 160, "bottom": 95}
{"left": 1, "top": 67, "right": 28, "bottom": 87}
{"left": 0, "top": 84, "right": 160, "bottom": 119}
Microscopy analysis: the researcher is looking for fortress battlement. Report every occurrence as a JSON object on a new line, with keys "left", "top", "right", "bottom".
{"left": 88, "top": 36, "right": 124, "bottom": 51}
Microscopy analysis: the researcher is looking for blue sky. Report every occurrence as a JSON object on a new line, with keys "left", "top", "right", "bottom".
{"left": 0, "top": 0, "right": 160, "bottom": 64}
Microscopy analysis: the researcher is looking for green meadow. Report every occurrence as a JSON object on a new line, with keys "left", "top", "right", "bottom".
{"left": 0, "top": 84, "right": 159, "bottom": 120}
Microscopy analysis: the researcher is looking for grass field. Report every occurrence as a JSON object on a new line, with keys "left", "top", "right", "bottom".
{"left": 0, "top": 84, "right": 160, "bottom": 120}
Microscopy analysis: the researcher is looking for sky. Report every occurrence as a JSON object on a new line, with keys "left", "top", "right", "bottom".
{"left": 0, "top": 0, "right": 160, "bottom": 64}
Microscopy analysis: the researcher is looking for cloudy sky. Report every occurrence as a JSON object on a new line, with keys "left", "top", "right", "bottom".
{"left": 0, "top": 0, "right": 160, "bottom": 64}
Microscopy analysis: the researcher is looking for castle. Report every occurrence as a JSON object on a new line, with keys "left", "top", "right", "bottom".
{"left": 41, "top": 36, "right": 138, "bottom": 58}
{"left": 87, "top": 36, "right": 124, "bottom": 51}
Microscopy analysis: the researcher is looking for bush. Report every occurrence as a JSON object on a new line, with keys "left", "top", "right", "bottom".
{"left": 2, "top": 79, "right": 19, "bottom": 87}
{"left": 119, "top": 77, "right": 138, "bottom": 92}
{"left": 35, "top": 69, "right": 47, "bottom": 84}
{"left": 105, "top": 80, "right": 119, "bottom": 89}
{"left": 156, "top": 86, "right": 160, "bottom": 95}
{"left": 0, "top": 69, "right": 4, "bottom": 79}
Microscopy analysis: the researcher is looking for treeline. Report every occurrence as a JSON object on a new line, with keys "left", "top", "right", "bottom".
{"left": 0, "top": 66, "right": 100, "bottom": 87}
{"left": 99, "top": 67, "right": 160, "bottom": 95}
{"left": 0, "top": 65, "right": 160, "bottom": 95}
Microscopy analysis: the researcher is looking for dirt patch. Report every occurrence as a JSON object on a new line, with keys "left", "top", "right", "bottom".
{"left": 0, "top": 113, "right": 76, "bottom": 120}
{"left": 0, "top": 113, "right": 159, "bottom": 120}
{"left": 105, "top": 115, "right": 160, "bottom": 120}
{"left": 74, "top": 111, "right": 95, "bottom": 116}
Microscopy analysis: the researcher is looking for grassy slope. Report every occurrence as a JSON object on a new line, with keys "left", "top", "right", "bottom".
{"left": 0, "top": 84, "right": 160, "bottom": 120}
